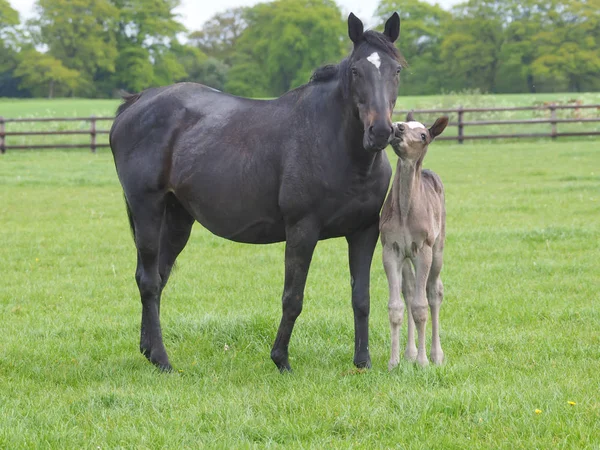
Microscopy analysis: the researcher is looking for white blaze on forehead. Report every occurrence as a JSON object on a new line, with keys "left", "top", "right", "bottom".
{"left": 367, "top": 52, "right": 381, "bottom": 70}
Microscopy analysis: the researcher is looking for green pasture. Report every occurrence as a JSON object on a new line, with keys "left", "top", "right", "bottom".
{"left": 1, "top": 138, "right": 599, "bottom": 447}
{"left": 1, "top": 92, "right": 600, "bottom": 150}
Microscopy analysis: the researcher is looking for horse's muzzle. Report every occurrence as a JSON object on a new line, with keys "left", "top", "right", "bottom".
{"left": 364, "top": 123, "right": 393, "bottom": 152}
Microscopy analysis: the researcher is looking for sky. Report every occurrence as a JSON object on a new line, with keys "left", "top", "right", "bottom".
{"left": 8, "top": 0, "right": 460, "bottom": 31}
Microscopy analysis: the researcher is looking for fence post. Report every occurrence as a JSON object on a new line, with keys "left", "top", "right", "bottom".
{"left": 90, "top": 115, "right": 96, "bottom": 153}
{"left": 457, "top": 105, "right": 464, "bottom": 144}
{"left": 550, "top": 104, "right": 557, "bottom": 139}
{"left": 0, "top": 117, "right": 5, "bottom": 154}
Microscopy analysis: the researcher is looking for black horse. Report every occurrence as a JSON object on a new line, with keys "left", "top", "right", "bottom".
{"left": 109, "top": 13, "right": 405, "bottom": 372}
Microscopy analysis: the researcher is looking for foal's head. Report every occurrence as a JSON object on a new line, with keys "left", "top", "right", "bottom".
{"left": 391, "top": 112, "right": 449, "bottom": 161}
{"left": 346, "top": 13, "right": 405, "bottom": 152}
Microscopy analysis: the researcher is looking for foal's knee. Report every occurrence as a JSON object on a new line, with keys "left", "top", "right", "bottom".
{"left": 411, "top": 303, "right": 428, "bottom": 324}
{"left": 388, "top": 303, "right": 404, "bottom": 326}
{"left": 427, "top": 279, "right": 444, "bottom": 306}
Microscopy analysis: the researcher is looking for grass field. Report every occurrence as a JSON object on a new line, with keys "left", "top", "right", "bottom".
{"left": 1, "top": 92, "right": 600, "bottom": 149}
{"left": 1, "top": 138, "right": 599, "bottom": 447}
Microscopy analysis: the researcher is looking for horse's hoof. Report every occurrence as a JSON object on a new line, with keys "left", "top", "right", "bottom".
{"left": 353, "top": 355, "right": 372, "bottom": 369}
{"left": 278, "top": 364, "right": 293, "bottom": 374}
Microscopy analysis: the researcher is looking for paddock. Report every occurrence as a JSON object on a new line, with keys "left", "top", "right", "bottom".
{"left": 1, "top": 141, "right": 599, "bottom": 447}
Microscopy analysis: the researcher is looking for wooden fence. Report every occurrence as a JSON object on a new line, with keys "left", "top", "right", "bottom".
{"left": 1, "top": 103, "right": 599, "bottom": 153}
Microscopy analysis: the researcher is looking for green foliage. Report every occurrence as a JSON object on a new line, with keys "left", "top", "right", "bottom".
{"left": 14, "top": 49, "right": 81, "bottom": 98}
{"left": 225, "top": 0, "right": 346, "bottom": 97}
{"left": 30, "top": 0, "right": 119, "bottom": 96}
{"left": 1, "top": 141, "right": 599, "bottom": 447}
{"left": 1, "top": 0, "right": 600, "bottom": 98}
{"left": 189, "top": 7, "right": 246, "bottom": 65}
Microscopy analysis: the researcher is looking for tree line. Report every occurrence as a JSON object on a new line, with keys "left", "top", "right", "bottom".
{"left": 0, "top": 0, "right": 598, "bottom": 99}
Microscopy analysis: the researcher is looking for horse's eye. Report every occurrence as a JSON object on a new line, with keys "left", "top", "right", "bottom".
{"left": 351, "top": 67, "right": 359, "bottom": 76}
{"left": 421, "top": 133, "right": 427, "bottom": 141}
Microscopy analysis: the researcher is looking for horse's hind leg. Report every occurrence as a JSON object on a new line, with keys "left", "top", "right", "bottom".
{"left": 158, "top": 193, "right": 195, "bottom": 291}
{"left": 135, "top": 193, "right": 194, "bottom": 370}
{"left": 127, "top": 192, "right": 172, "bottom": 371}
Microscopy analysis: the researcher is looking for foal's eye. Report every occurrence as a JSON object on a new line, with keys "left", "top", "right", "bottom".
{"left": 395, "top": 66, "right": 402, "bottom": 75}
{"left": 421, "top": 133, "right": 427, "bottom": 141}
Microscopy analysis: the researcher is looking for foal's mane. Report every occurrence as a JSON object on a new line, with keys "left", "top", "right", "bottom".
{"left": 309, "top": 30, "right": 407, "bottom": 86}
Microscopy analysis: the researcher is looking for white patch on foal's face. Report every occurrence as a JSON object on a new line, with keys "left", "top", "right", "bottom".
{"left": 404, "top": 121, "right": 426, "bottom": 130}
{"left": 367, "top": 52, "right": 381, "bottom": 72}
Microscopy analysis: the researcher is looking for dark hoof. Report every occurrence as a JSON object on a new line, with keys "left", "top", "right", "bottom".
{"left": 354, "top": 355, "right": 372, "bottom": 369}
{"left": 154, "top": 361, "right": 173, "bottom": 373}
{"left": 141, "top": 346, "right": 171, "bottom": 372}
{"left": 271, "top": 349, "right": 292, "bottom": 373}
{"left": 278, "top": 364, "right": 293, "bottom": 374}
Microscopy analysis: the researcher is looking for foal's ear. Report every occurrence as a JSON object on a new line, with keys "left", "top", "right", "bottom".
{"left": 384, "top": 12, "right": 400, "bottom": 43}
{"left": 405, "top": 111, "right": 414, "bottom": 122}
{"left": 348, "top": 13, "right": 364, "bottom": 44}
{"left": 429, "top": 116, "right": 449, "bottom": 139}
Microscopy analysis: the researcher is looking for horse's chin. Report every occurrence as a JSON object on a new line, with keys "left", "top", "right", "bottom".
{"left": 363, "top": 137, "right": 388, "bottom": 153}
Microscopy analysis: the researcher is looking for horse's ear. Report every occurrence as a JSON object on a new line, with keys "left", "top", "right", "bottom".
{"left": 429, "top": 116, "right": 449, "bottom": 139}
{"left": 384, "top": 12, "right": 400, "bottom": 43}
{"left": 348, "top": 13, "right": 364, "bottom": 44}
{"left": 406, "top": 111, "right": 414, "bottom": 122}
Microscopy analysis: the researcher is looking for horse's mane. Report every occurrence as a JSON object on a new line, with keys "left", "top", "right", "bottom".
{"left": 309, "top": 30, "right": 407, "bottom": 85}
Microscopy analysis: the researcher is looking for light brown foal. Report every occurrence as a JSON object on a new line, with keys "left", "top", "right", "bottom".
{"left": 380, "top": 112, "right": 449, "bottom": 369}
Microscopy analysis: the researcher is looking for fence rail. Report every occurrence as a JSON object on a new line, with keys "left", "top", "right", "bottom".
{"left": 1, "top": 103, "right": 599, "bottom": 153}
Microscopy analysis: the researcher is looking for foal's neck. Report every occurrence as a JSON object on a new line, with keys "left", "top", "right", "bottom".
{"left": 393, "top": 156, "right": 423, "bottom": 218}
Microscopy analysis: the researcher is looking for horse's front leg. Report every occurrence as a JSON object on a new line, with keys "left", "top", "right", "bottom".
{"left": 346, "top": 221, "right": 380, "bottom": 369}
{"left": 270, "top": 218, "right": 319, "bottom": 373}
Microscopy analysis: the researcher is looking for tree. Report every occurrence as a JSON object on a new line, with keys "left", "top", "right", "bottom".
{"left": 189, "top": 7, "right": 247, "bottom": 65}
{"left": 30, "top": 0, "right": 119, "bottom": 96}
{"left": 375, "top": 0, "right": 451, "bottom": 95}
{"left": 110, "top": 0, "right": 187, "bottom": 93}
{"left": 0, "top": 0, "right": 27, "bottom": 96}
{"left": 15, "top": 49, "right": 81, "bottom": 97}
{"left": 530, "top": 0, "right": 600, "bottom": 92}
{"left": 225, "top": 0, "right": 346, "bottom": 97}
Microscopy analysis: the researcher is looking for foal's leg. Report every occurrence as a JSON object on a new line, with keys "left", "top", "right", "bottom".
{"left": 347, "top": 222, "right": 380, "bottom": 368}
{"left": 427, "top": 241, "right": 444, "bottom": 365}
{"left": 411, "top": 246, "right": 433, "bottom": 367}
{"left": 401, "top": 261, "right": 418, "bottom": 362}
{"left": 128, "top": 193, "right": 172, "bottom": 371}
{"left": 383, "top": 246, "right": 403, "bottom": 370}
{"left": 270, "top": 218, "right": 319, "bottom": 372}
{"left": 139, "top": 194, "right": 194, "bottom": 363}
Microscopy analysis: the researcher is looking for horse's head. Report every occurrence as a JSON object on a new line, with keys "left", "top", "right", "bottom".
{"left": 347, "top": 12, "right": 404, "bottom": 152}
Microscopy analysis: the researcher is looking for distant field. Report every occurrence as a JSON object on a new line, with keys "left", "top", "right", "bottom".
{"left": 1, "top": 92, "right": 599, "bottom": 149}
{"left": 1, "top": 141, "right": 599, "bottom": 447}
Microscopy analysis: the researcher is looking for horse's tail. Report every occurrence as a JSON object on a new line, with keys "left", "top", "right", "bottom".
{"left": 116, "top": 91, "right": 141, "bottom": 117}
{"left": 124, "top": 194, "right": 136, "bottom": 242}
